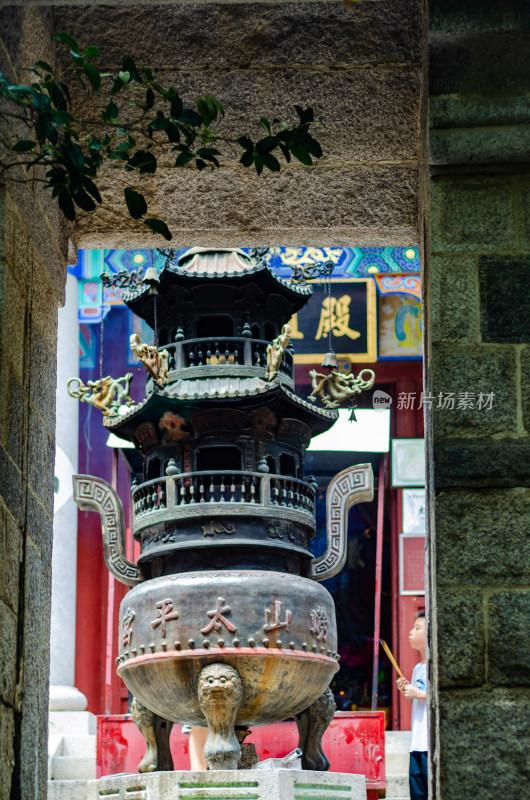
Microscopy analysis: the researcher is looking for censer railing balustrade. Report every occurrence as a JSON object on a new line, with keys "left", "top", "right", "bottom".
{"left": 161, "top": 337, "right": 293, "bottom": 377}
{"left": 131, "top": 470, "right": 315, "bottom": 520}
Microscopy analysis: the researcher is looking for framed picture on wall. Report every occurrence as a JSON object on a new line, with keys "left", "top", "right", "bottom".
{"left": 402, "top": 488, "right": 426, "bottom": 533}
{"left": 391, "top": 439, "right": 425, "bottom": 487}
{"left": 399, "top": 533, "right": 426, "bottom": 596}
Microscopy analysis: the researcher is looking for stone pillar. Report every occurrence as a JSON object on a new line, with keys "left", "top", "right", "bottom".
{"left": 426, "top": 5, "right": 530, "bottom": 798}
{"left": 49, "top": 273, "right": 87, "bottom": 711}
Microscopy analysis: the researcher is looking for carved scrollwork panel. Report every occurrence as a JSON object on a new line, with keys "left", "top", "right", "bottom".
{"left": 311, "top": 464, "right": 374, "bottom": 582}
{"left": 73, "top": 474, "right": 141, "bottom": 586}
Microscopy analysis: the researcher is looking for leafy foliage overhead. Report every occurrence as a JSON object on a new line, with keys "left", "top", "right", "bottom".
{"left": 0, "top": 33, "right": 324, "bottom": 240}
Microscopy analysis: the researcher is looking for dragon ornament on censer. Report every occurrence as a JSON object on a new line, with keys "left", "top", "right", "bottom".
{"left": 70, "top": 248, "right": 375, "bottom": 773}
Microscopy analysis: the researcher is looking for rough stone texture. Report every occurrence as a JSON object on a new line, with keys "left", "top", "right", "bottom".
{"left": 479, "top": 255, "right": 530, "bottom": 343}
{"left": 0, "top": 10, "right": 70, "bottom": 800}
{"left": 429, "top": 33, "right": 530, "bottom": 110}
{"left": 0, "top": 600, "right": 18, "bottom": 706}
{"left": 430, "top": 176, "right": 518, "bottom": 254}
{"left": 487, "top": 591, "right": 530, "bottom": 687}
{"left": 429, "top": 0, "right": 530, "bottom": 34}
{"left": 435, "top": 589, "right": 484, "bottom": 688}
{"left": 18, "top": 542, "right": 53, "bottom": 798}
{"left": 521, "top": 346, "right": 530, "bottom": 433}
{"left": 71, "top": 65, "right": 422, "bottom": 165}
{"left": 521, "top": 180, "right": 530, "bottom": 251}
{"left": 0, "top": 506, "right": 23, "bottom": 614}
{"left": 434, "top": 488, "right": 530, "bottom": 586}
{"left": 430, "top": 125, "right": 530, "bottom": 166}
{"left": 430, "top": 255, "right": 479, "bottom": 344}
{"left": 438, "top": 690, "right": 530, "bottom": 799}
{"left": 430, "top": 344, "right": 518, "bottom": 436}
{"left": 56, "top": 0, "right": 423, "bottom": 68}
{"left": 78, "top": 162, "right": 419, "bottom": 249}
{"left": 432, "top": 438, "right": 530, "bottom": 489}
{"left": 51, "top": 0, "right": 423, "bottom": 249}
{"left": 427, "top": 5, "right": 530, "bottom": 798}
{"left": 0, "top": 702, "right": 15, "bottom": 800}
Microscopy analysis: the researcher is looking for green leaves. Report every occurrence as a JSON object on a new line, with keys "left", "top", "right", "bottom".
{"left": 12, "top": 140, "right": 35, "bottom": 152}
{"left": 197, "top": 94, "right": 224, "bottom": 127}
{"left": 103, "top": 100, "right": 119, "bottom": 122}
{"left": 55, "top": 32, "right": 80, "bottom": 53}
{"left": 124, "top": 187, "right": 147, "bottom": 219}
{"left": 170, "top": 93, "right": 183, "bottom": 119}
{"left": 196, "top": 147, "right": 221, "bottom": 168}
{"left": 3, "top": 34, "right": 323, "bottom": 245}
{"left": 58, "top": 189, "right": 75, "bottom": 220}
{"left": 175, "top": 151, "right": 194, "bottom": 167}
{"left": 233, "top": 108, "right": 322, "bottom": 174}
{"left": 291, "top": 144, "right": 313, "bottom": 166}
{"left": 122, "top": 56, "right": 142, "bottom": 84}
{"left": 261, "top": 152, "right": 280, "bottom": 172}
{"left": 35, "top": 60, "right": 54, "bottom": 74}
{"left": 83, "top": 46, "right": 100, "bottom": 59}
{"left": 124, "top": 188, "right": 172, "bottom": 242}
{"left": 144, "top": 218, "right": 172, "bottom": 240}
{"left": 126, "top": 150, "right": 157, "bottom": 174}
{"left": 82, "top": 61, "right": 101, "bottom": 91}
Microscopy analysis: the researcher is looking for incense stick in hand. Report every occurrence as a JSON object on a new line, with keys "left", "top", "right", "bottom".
{"left": 381, "top": 639, "right": 405, "bottom": 679}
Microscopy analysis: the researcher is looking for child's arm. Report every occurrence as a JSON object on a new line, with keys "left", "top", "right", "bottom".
{"left": 396, "top": 677, "right": 408, "bottom": 696}
{"left": 396, "top": 677, "right": 426, "bottom": 703}
{"left": 403, "top": 684, "right": 426, "bottom": 701}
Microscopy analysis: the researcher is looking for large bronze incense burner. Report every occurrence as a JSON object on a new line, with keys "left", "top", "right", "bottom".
{"left": 74, "top": 248, "right": 374, "bottom": 772}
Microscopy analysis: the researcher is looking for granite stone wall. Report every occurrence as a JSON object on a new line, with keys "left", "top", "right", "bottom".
{"left": 425, "top": 2, "right": 530, "bottom": 797}
{"left": 0, "top": 9, "right": 71, "bottom": 799}
{"left": 53, "top": 0, "right": 424, "bottom": 249}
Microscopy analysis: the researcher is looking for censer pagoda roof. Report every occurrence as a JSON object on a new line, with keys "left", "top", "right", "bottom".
{"left": 123, "top": 248, "right": 312, "bottom": 328}
{"left": 103, "top": 375, "right": 338, "bottom": 440}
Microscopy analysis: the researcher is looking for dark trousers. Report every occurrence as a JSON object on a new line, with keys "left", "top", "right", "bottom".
{"left": 409, "top": 751, "right": 428, "bottom": 800}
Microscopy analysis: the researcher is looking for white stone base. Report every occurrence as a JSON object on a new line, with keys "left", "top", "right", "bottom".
{"left": 87, "top": 770, "right": 367, "bottom": 800}
{"left": 49, "top": 711, "right": 97, "bottom": 737}
{"left": 49, "top": 685, "right": 88, "bottom": 711}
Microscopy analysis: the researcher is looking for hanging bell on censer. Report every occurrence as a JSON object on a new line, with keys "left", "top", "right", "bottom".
{"left": 321, "top": 350, "right": 339, "bottom": 369}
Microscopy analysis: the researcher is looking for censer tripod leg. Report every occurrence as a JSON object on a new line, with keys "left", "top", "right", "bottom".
{"left": 130, "top": 697, "right": 174, "bottom": 772}
{"left": 198, "top": 663, "right": 244, "bottom": 770}
{"left": 295, "top": 687, "right": 336, "bottom": 771}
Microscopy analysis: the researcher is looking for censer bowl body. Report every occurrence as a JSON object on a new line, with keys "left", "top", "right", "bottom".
{"left": 117, "top": 570, "right": 338, "bottom": 726}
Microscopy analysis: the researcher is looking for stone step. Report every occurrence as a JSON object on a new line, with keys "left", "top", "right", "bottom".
{"left": 52, "top": 756, "right": 96, "bottom": 781}
{"left": 385, "top": 772, "right": 410, "bottom": 799}
{"left": 47, "top": 779, "right": 89, "bottom": 800}
{"left": 384, "top": 731, "right": 411, "bottom": 752}
{"left": 385, "top": 749, "right": 410, "bottom": 774}
{"left": 49, "top": 712, "right": 97, "bottom": 737}
{"left": 48, "top": 735, "right": 64, "bottom": 781}
{"left": 62, "top": 735, "right": 97, "bottom": 758}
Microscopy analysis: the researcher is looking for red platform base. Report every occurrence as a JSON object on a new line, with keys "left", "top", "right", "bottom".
{"left": 97, "top": 710, "right": 385, "bottom": 796}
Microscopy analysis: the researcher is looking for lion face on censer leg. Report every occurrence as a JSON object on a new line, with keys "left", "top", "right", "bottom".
{"left": 198, "top": 663, "right": 243, "bottom": 709}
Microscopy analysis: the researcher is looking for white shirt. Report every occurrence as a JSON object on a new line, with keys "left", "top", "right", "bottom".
{"left": 409, "top": 661, "right": 428, "bottom": 752}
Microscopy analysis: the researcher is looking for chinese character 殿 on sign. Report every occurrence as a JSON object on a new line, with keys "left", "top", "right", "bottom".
{"left": 289, "top": 280, "right": 377, "bottom": 364}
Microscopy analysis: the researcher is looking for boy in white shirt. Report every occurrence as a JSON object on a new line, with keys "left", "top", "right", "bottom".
{"left": 397, "top": 612, "right": 428, "bottom": 800}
